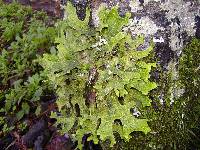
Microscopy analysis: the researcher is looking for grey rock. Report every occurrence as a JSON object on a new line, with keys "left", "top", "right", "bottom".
{"left": 22, "top": 119, "right": 47, "bottom": 148}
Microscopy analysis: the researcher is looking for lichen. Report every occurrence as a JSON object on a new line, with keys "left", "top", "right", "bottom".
{"left": 40, "top": 2, "right": 156, "bottom": 148}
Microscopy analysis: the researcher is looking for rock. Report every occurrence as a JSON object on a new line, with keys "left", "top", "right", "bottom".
{"left": 128, "top": 0, "right": 200, "bottom": 61}
{"left": 34, "top": 129, "right": 51, "bottom": 150}
{"left": 195, "top": 15, "right": 200, "bottom": 39}
{"left": 71, "top": 0, "right": 88, "bottom": 21}
{"left": 45, "top": 134, "right": 74, "bottom": 150}
{"left": 22, "top": 119, "right": 48, "bottom": 148}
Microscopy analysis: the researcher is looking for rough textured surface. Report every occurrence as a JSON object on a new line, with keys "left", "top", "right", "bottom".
{"left": 125, "top": 0, "right": 199, "bottom": 105}
{"left": 128, "top": 0, "right": 200, "bottom": 63}
{"left": 4, "top": 0, "right": 199, "bottom": 54}
{"left": 99, "top": 0, "right": 199, "bottom": 105}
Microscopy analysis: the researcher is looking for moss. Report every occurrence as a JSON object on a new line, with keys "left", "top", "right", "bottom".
{"left": 179, "top": 38, "right": 200, "bottom": 94}
{"left": 178, "top": 38, "right": 200, "bottom": 148}
{"left": 0, "top": 1, "right": 57, "bottom": 135}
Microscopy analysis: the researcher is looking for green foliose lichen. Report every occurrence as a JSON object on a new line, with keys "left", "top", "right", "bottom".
{"left": 40, "top": 2, "right": 156, "bottom": 148}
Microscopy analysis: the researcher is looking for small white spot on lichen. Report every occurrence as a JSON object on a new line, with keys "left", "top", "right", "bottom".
{"left": 108, "top": 70, "right": 112, "bottom": 75}
{"left": 133, "top": 108, "right": 141, "bottom": 117}
{"left": 92, "top": 36, "right": 108, "bottom": 48}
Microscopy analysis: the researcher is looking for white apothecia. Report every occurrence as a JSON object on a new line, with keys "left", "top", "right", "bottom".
{"left": 92, "top": 36, "right": 108, "bottom": 49}
{"left": 133, "top": 108, "right": 141, "bottom": 117}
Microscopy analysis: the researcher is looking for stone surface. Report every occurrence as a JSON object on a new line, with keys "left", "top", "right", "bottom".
{"left": 128, "top": 0, "right": 200, "bottom": 63}
{"left": 83, "top": 0, "right": 200, "bottom": 68}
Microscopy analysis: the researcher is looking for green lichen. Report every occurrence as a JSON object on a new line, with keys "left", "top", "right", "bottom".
{"left": 40, "top": 2, "right": 156, "bottom": 148}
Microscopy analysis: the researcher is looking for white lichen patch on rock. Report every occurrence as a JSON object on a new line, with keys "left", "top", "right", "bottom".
{"left": 160, "top": 0, "right": 200, "bottom": 52}
{"left": 125, "top": 16, "right": 165, "bottom": 36}
{"left": 161, "top": 0, "right": 199, "bottom": 37}
{"left": 128, "top": 0, "right": 200, "bottom": 51}
{"left": 167, "top": 60, "right": 185, "bottom": 105}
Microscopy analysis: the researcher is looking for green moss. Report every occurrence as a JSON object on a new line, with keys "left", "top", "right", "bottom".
{"left": 1, "top": 1, "right": 199, "bottom": 149}
{"left": 178, "top": 38, "right": 200, "bottom": 148}
{"left": 0, "top": 1, "right": 57, "bottom": 134}
{"left": 179, "top": 38, "right": 200, "bottom": 94}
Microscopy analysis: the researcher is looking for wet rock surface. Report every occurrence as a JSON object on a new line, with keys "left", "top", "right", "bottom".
{"left": 195, "top": 15, "right": 200, "bottom": 38}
